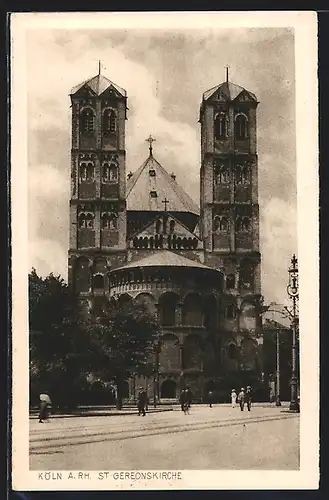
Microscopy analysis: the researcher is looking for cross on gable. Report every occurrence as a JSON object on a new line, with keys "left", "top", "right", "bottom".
{"left": 146, "top": 135, "right": 156, "bottom": 155}
{"left": 162, "top": 198, "right": 169, "bottom": 211}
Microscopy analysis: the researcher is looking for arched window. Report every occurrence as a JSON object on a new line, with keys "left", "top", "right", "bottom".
{"left": 155, "top": 219, "right": 161, "bottom": 234}
{"left": 103, "top": 109, "right": 116, "bottom": 133}
{"left": 242, "top": 217, "right": 251, "bottom": 231}
{"left": 79, "top": 162, "right": 94, "bottom": 182}
{"left": 93, "top": 274, "right": 104, "bottom": 291}
{"left": 226, "top": 304, "right": 236, "bottom": 320}
{"left": 235, "top": 114, "right": 248, "bottom": 140}
{"left": 161, "top": 380, "right": 177, "bottom": 399}
{"left": 219, "top": 217, "right": 229, "bottom": 232}
{"left": 169, "top": 220, "right": 175, "bottom": 234}
{"left": 75, "top": 257, "right": 91, "bottom": 293}
{"left": 214, "top": 216, "right": 229, "bottom": 233}
{"left": 235, "top": 217, "right": 242, "bottom": 232}
{"left": 159, "top": 293, "right": 178, "bottom": 326}
{"left": 216, "top": 165, "right": 230, "bottom": 184}
{"left": 214, "top": 112, "right": 227, "bottom": 140}
{"left": 203, "top": 295, "right": 217, "bottom": 329}
{"left": 78, "top": 212, "right": 94, "bottom": 229}
{"left": 239, "top": 260, "right": 254, "bottom": 289}
{"left": 102, "top": 162, "right": 118, "bottom": 182}
{"left": 101, "top": 212, "right": 118, "bottom": 230}
{"left": 80, "top": 108, "right": 95, "bottom": 134}
{"left": 213, "top": 216, "right": 220, "bottom": 231}
{"left": 226, "top": 274, "right": 235, "bottom": 289}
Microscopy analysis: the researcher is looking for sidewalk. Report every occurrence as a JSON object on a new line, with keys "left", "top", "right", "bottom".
{"left": 29, "top": 406, "right": 175, "bottom": 419}
{"left": 30, "top": 402, "right": 292, "bottom": 419}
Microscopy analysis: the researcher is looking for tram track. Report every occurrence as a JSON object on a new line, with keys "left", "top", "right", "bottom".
{"left": 30, "top": 412, "right": 298, "bottom": 453}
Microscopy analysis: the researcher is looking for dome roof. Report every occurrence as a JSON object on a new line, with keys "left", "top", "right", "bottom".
{"left": 70, "top": 74, "right": 126, "bottom": 97}
{"left": 203, "top": 80, "right": 257, "bottom": 102}
{"left": 112, "top": 250, "right": 219, "bottom": 272}
{"left": 126, "top": 153, "right": 199, "bottom": 215}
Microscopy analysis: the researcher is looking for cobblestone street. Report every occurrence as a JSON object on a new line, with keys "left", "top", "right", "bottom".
{"left": 30, "top": 405, "right": 299, "bottom": 470}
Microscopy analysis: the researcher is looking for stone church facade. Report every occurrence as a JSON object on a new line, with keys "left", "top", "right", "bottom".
{"left": 68, "top": 69, "right": 263, "bottom": 402}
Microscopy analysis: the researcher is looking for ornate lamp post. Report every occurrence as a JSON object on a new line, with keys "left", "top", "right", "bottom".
{"left": 287, "top": 254, "right": 300, "bottom": 413}
{"left": 153, "top": 339, "right": 161, "bottom": 407}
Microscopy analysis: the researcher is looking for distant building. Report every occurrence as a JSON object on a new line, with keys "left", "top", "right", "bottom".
{"left": 68, "top": 69, "right": 263, "bottom": 401}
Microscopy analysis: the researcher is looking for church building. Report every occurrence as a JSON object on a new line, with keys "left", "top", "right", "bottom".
{"left": 68, "top": 68, "right": 263, "bottom": 402}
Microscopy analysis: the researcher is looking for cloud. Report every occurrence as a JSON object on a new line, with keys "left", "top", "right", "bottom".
{"left": 260, "top": 197, "right": 297, "bottom": 305}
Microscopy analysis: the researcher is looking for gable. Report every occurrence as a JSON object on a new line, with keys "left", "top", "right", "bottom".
{"left": 73, "top": 85, "right": 97, "bottom": 98}
{"left": 234, "top": 89, "right": 256, "bottom": 102}
{"left": 100, "top": 85, "right": 124, "bottom": 99}
{"left": 128, "top": 214, "right": 203, "bottom": 250}
{"left": 214, "top": 90, "right": 229, "bottom": 102}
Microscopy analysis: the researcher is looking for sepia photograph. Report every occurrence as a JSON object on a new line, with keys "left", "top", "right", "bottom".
{"left": 11, "top": 11, "right": 319, "bottom": 490}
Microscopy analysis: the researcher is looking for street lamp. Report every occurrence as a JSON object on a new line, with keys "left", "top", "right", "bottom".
{"left": 153, "top": 340, "right": 161, "bottom": 407}
{"left": 287, "top": 254, "right": 300, "bottom": 413}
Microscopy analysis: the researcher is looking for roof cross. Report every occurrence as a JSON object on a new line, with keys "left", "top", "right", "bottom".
{"left": 146, "top": 135, "right": 156, "bottom": 156}
{"left": 162, "top": 197, "right": 169, "bottom": 212}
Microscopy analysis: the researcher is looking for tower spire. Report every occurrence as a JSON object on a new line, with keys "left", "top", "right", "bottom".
{"left": 226, "top": 65, "right": 229, "bottom": 82}
{"left": 98, "top": 60, "right": 101, "bottom": 75}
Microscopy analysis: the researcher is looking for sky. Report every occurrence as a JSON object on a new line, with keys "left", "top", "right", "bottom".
{"left": 26, "top": 26, "right": 297, "bottom": 306}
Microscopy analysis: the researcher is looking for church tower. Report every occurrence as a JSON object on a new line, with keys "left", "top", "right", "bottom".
{"left": 200, "top": 72, "right": 262, "bottom": 380}
{"left": 68, "top": 67, "right": 128, "bottom": 310}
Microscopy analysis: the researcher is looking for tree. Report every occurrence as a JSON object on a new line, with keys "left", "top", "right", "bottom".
{"left": 29, "top": 269, "right": 161, "bottom": 410}
{"left": 29, "top": 269, "right": 91, "bottom": 409}
{"left": 85, "top": 297, "right": 160, "bottom": 409}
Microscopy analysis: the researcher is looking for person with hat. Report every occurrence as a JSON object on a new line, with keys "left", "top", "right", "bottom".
{"left": 245, "top": 386, "right": 252, "bottom": 411}
{"left": 137, "top": 386, "right": 147, "bottom": 416}
{"left": 237, "top": 388, "right": 246, "bottom": 411}
{"left": 38, "top": 392, "right": 52, "bottom": 423}
{"left": 231, "top": 388, "right": 237, "bottom": 408}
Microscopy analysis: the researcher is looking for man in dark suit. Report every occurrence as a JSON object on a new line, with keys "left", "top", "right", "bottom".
{"left": 137, "top": 387, "right": 147, "bottom": 416}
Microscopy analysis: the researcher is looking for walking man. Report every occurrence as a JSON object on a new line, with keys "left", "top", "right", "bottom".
{"left": 137, "top": 386, "right": 147, "bottom": 416}
{"left": 238, "top": 387, "right": 246, "bottom": 411}
{"left": 179, "top": 389, "right": 187, "bottom": 412}
{"left": 245, "top": 386, "right": 252, "bottom": 411}
{"left": 208, "top": 389, "right": 214, "bottom": 408}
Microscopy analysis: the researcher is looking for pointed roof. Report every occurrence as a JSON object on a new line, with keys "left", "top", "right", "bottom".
{"left": 126, "top": 153, "right": 199, "bottom": 215}
{"left": 71, "top": 74, "right": 126, "bottom": 97}
{"left": 203, "top": 81, "right": 257, "bottom": 102}
{"left": 112, "top": 250, "right": 217, "bottom": 271}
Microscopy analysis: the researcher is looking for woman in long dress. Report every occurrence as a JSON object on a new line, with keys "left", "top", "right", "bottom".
{"left": 231, "top": 389, "right": 237, "bottom": 408}
{"left": 39, "top": 393, "right": 51, "bottom": 423}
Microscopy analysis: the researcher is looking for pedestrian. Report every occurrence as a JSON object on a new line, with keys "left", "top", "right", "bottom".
{"left": 237, "top": 387, "right": 245, "bottom": 411}
{"left": 245, "top": 386, "right": 252, "bottom": 411}
{"left": 231, "top": 388, "right": 237, "bottom": 408}
{"left": 39, "top": 392, "right": 52, "bottom": 423}
{"left": 179, "top": 389, "right": 187, "bottom": 412}
{"left": 208, "top": 390, "right": 214, "bottom": 408}
{"left": 185, "top": 387, "right": 192, "bottom": 409}
{"left": 137, "top": 386, "right": 147, "bottom": 416}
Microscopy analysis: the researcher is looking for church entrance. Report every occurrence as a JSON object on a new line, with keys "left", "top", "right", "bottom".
{"left": 160, "top": 380, "right": 177, "bottom": 399}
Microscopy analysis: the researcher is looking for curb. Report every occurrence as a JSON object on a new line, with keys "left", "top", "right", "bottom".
{"left": 30, "top": 408, "right": 175, "bottom": 419}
